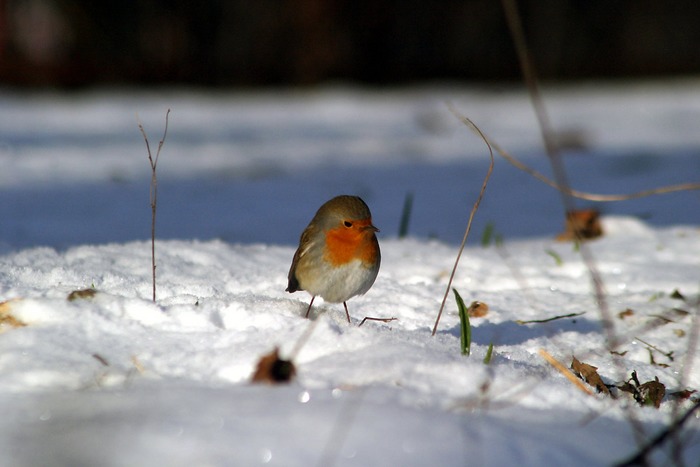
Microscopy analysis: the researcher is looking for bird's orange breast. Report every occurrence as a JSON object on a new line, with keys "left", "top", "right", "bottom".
{"left": 323, "top": 220, "right": 378, "bottom": 266}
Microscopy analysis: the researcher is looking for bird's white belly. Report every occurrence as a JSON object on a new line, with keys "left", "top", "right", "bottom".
{"left": 301, "top": 258, "right": 378, "bottom": 303}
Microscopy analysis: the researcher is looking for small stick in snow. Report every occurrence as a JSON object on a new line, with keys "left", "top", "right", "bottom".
{"left": 131, "top": 355, "right": 146, "bottom": 374}
{"left": 539, "top": 349, "right": 593, "bottom": 396}
{"left": 92, "top": 353, "right": 110, "bottom": 367}
{"left": 516, "top": 311, "right": 585, "bottom": 325}
{"left": 138, "top": 109, "right": 170, "bottom": 302}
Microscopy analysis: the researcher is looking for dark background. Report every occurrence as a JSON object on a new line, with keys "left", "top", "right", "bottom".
{"left": 1, "top": 0, "right": 699, "bottom": 88}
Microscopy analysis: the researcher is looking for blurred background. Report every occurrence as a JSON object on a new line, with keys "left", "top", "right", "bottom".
{"left": 2, "top": 0, "right": 700, "bottom": 88}
{"left": 1, "top": 0, "right": 699, "bottom": 251}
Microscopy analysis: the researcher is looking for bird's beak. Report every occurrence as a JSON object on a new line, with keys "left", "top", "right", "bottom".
{"left": 364, "top": 224, "right": 379, "bottom": 233}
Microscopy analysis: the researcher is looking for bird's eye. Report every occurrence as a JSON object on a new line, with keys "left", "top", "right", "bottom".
{"left": 344, "top": 221, "right": 353, "bottom": 228}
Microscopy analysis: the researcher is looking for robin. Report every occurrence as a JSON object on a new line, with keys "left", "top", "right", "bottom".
{"left": 286, "top": 195, "right": 380, "bottom": 323}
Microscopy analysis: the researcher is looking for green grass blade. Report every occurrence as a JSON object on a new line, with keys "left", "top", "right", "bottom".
{"left": 453, "top": 288, "right": 471, "bottom": 356}
{"left": 483, "top": 342, "right": 494, "bottom": 364}
{"left": 545, "top": 249, "right": 563, "bottom": 266}
{"left": 481, "top": 222, "right": 494, "bottom": 247}
{"left": 398, "top": 192, "right": 414, "bottom": 238}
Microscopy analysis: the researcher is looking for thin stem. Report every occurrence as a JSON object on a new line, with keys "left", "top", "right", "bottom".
{"left": 432, "top": 105, "right": 494, "bottom": 336}
{"left": 138, "top": 109, "right": 170, "bottom": 303}
{"left": 500, "top": 0, "right": 644, "bottom": 445}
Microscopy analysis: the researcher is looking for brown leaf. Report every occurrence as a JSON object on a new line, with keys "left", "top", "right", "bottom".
{"left": 638, "top": 378, "right": 665, "bottom": 408}
{"left": 468, "top": 301, "right": 489, "bottom": 318}
{"left": 669, "top": 389, "right": 697, "bottom": 401}
{"left": 539, "top": 350, "right": 592, "bottom": 395}
{"left": 251, "top": 347, "right": 296, "bottom": 384}
{"left": 0, "top": 299, "right": 26, "bottom": 332}
{"left": 617, "top": 308, "right": 634, "bottom": 319}
{"left": 67, "top": 288, "right": 97, "bottom": 301}
{"left": 618, "top": 372, "right": 666, "bottom": 408}
{"left": 556, "top": 209, "right": 603, "bottom": 241}
{"left": 617, "top": 381, "right": 638, "bottom": 401}
{"left": 571, "top": 357, "right": 611, "bottom": 396}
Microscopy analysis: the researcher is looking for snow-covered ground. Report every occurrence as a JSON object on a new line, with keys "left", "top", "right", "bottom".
{"left": 0, "top": 80, "right": 699, "bottom": 466}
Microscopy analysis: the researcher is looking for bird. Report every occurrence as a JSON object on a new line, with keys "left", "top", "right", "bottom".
{"left": 286, "top": 195, "right": 380, "bottom": 323}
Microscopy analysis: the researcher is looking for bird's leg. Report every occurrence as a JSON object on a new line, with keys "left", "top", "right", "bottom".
{"left": 343, "top": 302, "right": 351, "bottom": 323}
{"left": 304, "top": 296, "right": 316, "bottom": 318}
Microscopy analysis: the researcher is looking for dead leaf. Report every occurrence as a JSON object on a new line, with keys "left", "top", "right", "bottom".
{"left": 617, "top": 308, "right": 634, "bottom": 319}
{"left": 571, "top": 357, "right": 611, "bottom": 396}
{"left": 468, "top": 301, "right": 489, "bottom": 318}
{"left": 0, "top": 299, "right": 26, "bottom": 331}
{"left": 556, "top": 209, "right": 603, "bottom": 241}
{"left": 638, "top": 378, "right": 665, "bottom": 408}
{"left": 539, "top": 350, "right": 593, "bottom": 395}
{"left": 668, "top": 389, "right": 697, "bottom": 401}
{"left": 251, "top": 347, "right": 296, "bottom": 384}
{"left": 618, "top": 371, "right": 666, "bottom": 408}
{"left": 68, "top": 288, "right": 97, "bottom": 301}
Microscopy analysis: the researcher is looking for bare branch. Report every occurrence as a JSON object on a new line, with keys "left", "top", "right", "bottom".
{"left": 615, "top": 399, "right": 700, "bottom": 467}
{"left": 500, "top": 0, "right": 646, "bottom": 447}
{"left": 486, "top": 136, "right": 700, "bottom": 201}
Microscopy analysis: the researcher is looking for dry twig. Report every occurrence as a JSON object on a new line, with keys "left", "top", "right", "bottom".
{"left": 500, "top": 0, "right": 648, "bottom": 448}
{"left": 484, "top": 136, "right": 699, "bottom": 202}
{"left": 615, "top": 399, "right": 700, "bottom": 467}
{"left": 539, "top": 349, "right": 593, "bottom": 396}
{"left": 138, "top": 109, "right": 171, "bottom": 302}
{"left": 431, "top": 105, "right": 494, "bottom": 336}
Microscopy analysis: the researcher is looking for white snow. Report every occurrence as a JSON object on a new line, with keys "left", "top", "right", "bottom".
{"left": 0, "top": 80, "right": 699, "bottom": 466}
